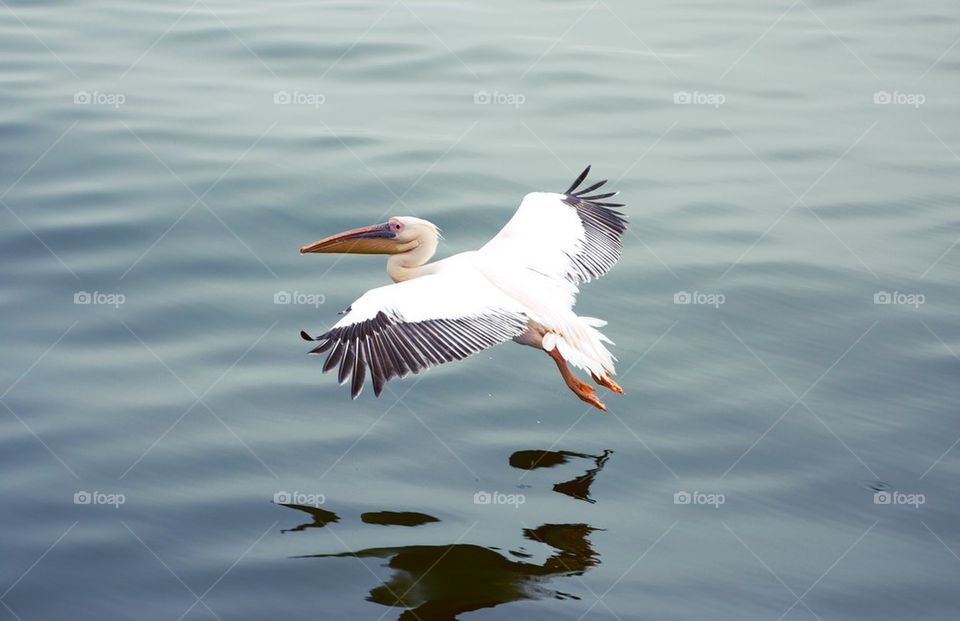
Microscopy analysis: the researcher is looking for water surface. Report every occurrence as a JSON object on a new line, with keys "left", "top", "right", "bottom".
{"left": 2, "top": 1, "right": 959, "bottom": 619}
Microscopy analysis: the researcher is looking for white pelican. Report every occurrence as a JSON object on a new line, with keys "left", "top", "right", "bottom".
{"left": 299, "top": 166, "right": 626, "bottom": 411}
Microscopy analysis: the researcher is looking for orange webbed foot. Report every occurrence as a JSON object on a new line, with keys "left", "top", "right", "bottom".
{"left": 593, "top": 373, "right": 624, "bottom": 394}
{"left": 548, "top": 346, "right": 609, "bottom": 411}
{"left": 571, "top": 380, "right": 607, "bottom": 411}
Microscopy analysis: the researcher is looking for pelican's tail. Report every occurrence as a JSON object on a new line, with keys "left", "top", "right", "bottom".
{"left": 542, "top": 316, "right": 616, "bottom": 379}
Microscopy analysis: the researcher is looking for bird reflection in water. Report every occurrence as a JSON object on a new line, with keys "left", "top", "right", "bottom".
{"left": 276, "top": 503, "right": 340, "bottom": 533}
{"left": 279, "top": 449, "right": 611, "bottom": 620}
{"left": 296, "top": 523, "right": 599, "bottom": 621}
{"left": 277, "top": 505, "right": 441, "bottom": 532}
{"left": 510, "top": 448, "right": 613, "bottom": 503}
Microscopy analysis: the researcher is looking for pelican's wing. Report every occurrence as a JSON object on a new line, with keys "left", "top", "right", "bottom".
{"left": 303, "top": 270, "right": 528, "bottom": 399}
{"left": 481, "top": 165, "right": 627, "bottom": 285}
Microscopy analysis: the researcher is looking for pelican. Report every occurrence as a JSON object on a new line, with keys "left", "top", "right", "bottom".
{"left": 299, "top": 166, "right": 627, "bottom": 411}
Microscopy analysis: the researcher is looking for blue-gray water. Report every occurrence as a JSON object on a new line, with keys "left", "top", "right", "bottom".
{"left": 2, "top": 1, "right": 958, "bottom": 619}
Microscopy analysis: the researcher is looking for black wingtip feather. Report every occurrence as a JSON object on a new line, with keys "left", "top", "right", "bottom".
{"left": 579, "top": 191, "right": 618, "bottom": 201}
{"left": 576, "top": 179, "right": 608, "bottom": 195}
{"left": 310, "top": 339, "right": 334, "bottom": 354}
{"left": 564, "top": 165, "right": 591, "bottom": 195}
{"left": 338, "top": 346, "right": 355, "bottom": 385}
{"left": 323, "top": 341, "right": 345, "bottom": 373}
{"left": 351, "top": 356, "right": 366, "bottom": 399}
{"left": 366, "top": 337, "right": 387, "bottom": 397}
{"left": 301, "top": 330, "right": 315, "bottom": 341}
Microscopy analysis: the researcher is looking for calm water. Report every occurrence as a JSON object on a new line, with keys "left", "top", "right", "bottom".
{"left": 2, "top": 1, "right": 959, "bottom": 619}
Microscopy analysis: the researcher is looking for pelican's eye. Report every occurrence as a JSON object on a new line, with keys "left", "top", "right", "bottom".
{"left": 391, "top": 221, "right": 403, "bottom": 232}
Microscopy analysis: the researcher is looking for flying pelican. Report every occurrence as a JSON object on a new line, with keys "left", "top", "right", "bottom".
{"left": 299, "top": 166, "right": 627, "bottom": 411}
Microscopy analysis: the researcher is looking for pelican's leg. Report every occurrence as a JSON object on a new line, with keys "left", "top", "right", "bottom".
{"left": 591, "top": 372, "right": 624, "bottom": 394}
{"left": 547, "top": 347, "right": 607, "bottom": 411}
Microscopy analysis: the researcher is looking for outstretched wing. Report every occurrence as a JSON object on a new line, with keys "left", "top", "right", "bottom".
{"left": 480, "top": 165, "right": 627, "bottom": 286}
{"left": 303, "top": 270, "right": 528, "bottom": 399}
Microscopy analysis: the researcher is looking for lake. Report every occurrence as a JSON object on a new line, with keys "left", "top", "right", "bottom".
{"left": 2, "top": 1, "right": 959, "bottom": 619}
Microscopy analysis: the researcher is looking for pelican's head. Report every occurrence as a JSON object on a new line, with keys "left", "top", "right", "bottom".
{"left": 299, "top": 216, "right": 439, "bottom": 256}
